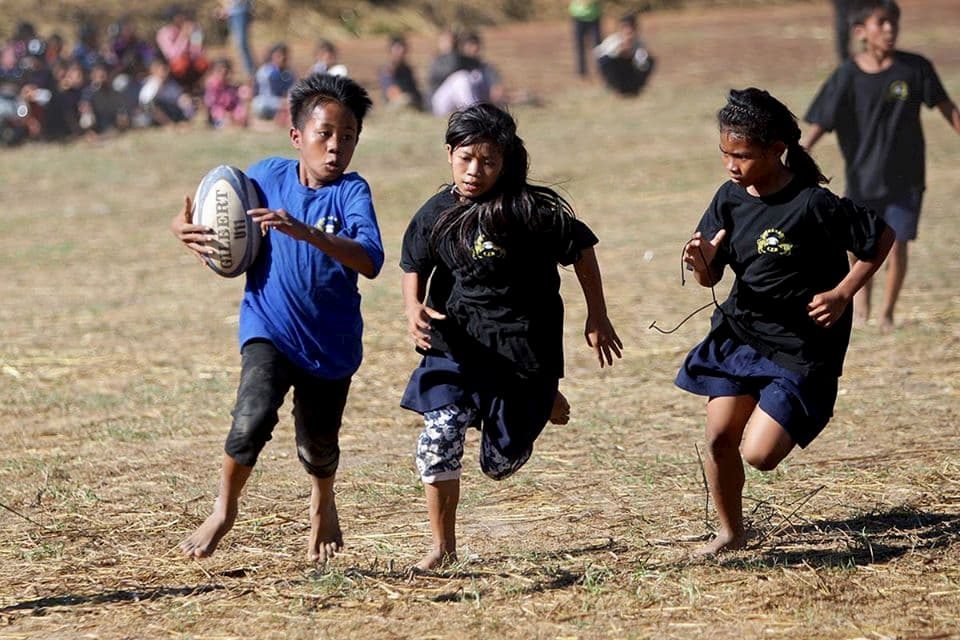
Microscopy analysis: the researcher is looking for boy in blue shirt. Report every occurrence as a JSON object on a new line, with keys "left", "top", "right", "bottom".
{"left": 803, "top": 0, "right": 960, "bottom": 331}
{"left": 171, "top": 74, "right": 384, "bottom": 564}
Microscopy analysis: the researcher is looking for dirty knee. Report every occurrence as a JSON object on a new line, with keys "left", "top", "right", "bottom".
{"left": 298, "top": 442, "right": 340, "bottom": 478}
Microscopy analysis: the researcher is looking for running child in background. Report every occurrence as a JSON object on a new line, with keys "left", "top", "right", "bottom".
{"left": 677, "top": 88, "right": 894, "bottom": 555}
{"left": 803, "top": 0, "right": 960, "bottom": 331}
{"left": 171, "top": 74, "right": 384, "bottom": 564}
{"left": 400, "top": 103, "right": 622, "bottom": 571}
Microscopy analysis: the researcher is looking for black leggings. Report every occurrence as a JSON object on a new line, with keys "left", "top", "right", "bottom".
{"left": 225, "top": 340, "right": 351, "bottom": 477}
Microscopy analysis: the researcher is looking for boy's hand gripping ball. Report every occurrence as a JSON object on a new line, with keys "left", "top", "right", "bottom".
{"left": 191, "top": 165, "right": 262, "bottom": 277}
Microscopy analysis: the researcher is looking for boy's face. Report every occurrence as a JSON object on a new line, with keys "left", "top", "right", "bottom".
{"left": 446, "top": 140, "right": 503, "bottom": 200}
{"left": 857, "top": 9, "right": 898, "bottom": 54}
{"left": 291, "top": 101, "right": 359, "bottom": 188}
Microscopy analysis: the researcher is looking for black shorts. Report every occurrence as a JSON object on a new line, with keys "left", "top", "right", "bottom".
{"left": 225, "top": 339, "right": 351, "bottom": 477}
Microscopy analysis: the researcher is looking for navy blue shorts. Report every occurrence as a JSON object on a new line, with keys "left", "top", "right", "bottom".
{"left": 401, "top": 353, "right": 558, "bottom": 460}
{"left": 675, "top": 329, "right": 838, "bottom": 448}
{"left": 859, "top": 189, "right": 923, "bottom": 242}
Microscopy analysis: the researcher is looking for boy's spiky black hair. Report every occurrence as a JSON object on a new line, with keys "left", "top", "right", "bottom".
{"left": 288, "top": 73, "right": 373, "bottom": 133}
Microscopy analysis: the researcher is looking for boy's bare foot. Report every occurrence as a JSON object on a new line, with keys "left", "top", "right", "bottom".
{"left": 307, "top": 499, "right": 343, "bottom": 564}
{"left": 413, "top": 548, "right": 457, "bottom": 573}
{"left": 879, "top": 314, "right": 895, "bottom": 334}
{"left": 549, "top": 391, "right": 570, "bottom": 425}
{"left": 180, "top": 497, "right": 237, "bottom": 558}
{"left": 693, "top": 529, "right": 746, "bottom": 556}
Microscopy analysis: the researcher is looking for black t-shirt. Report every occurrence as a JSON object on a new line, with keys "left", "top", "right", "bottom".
{"left": 697, "top": 179, "right": 887, "bottom": 376}
{"left": 400, "top": 187, "right": 598, "bottom": 379}
{"left": 805, "top": 51, "right": 948, "bottom": 201}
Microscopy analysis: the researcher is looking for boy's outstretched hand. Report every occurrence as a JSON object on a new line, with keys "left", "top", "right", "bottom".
{"left": 248, "top": 207, "right": 312, "bottom": 241}
{"left": 585, "top": 314, "right": 623, "bottom": 368}
{"left": 171, "top": 195, "right": 215, "bottom": 263}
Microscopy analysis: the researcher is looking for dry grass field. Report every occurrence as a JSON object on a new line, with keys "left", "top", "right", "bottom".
{"left": 1, "top": 1, "right": 959, "bottom": 638}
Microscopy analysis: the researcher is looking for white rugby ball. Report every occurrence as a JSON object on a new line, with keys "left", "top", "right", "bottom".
{"left": 191, "top": 165, "right": 262, "bottom": 278}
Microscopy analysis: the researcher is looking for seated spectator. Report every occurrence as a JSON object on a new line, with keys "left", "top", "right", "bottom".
{"left": 459, "top": 32, "right": 505, "bottom": 105}
{"left": 156, "top": 5, "right": 209, "bottom": 93}
{"left": 204, "top": 58, "right": 248, "bottom": 128}
{"left": 250, "top": 42, "right": 295, "bottom": 126}
{"left": 593, "top": 12, "right": 654, "bottom": 96}
{"left": 379, "top": 35, "right": 423, "bottom": 110}
{"left": 310, "top": 39, "right": 348, "bottom": 77}
{"left": 108, "top": 15, "right": 156, "bottom": 80}
{"left": 45, "top": 33, "right": 67, "bottom": 68}
{"left": 80, "top": 62, "right": 130, "bottom": 135}
{"left": 138, "top": 57, "right": 194, "bottom": 127}
{"left": 49, "top": 60, "right": 86, "bottom": 138}
{"left": 430, "top": 30, "right": 515, "bottom": 116}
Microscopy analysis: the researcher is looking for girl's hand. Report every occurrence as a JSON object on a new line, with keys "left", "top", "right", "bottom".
{"left": 171, "top": 195, "right": 215, "bottom": 264}
{"left": 585, "top": 314, "right": 623, "bottom": 368}
{"left": 683, "top": 229, "right": 727, "bottom": 279}
{"left": 248, "top": 208, "right": 312, "bottom": 242}
{"left": 405, "top": 302, "right": 447, "bottom": 350}
{"left": 807, "top": 288, "right": 851, "bottom": 328}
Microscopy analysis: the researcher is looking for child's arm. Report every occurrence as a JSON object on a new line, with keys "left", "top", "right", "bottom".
{"left": 936, "top": 99, "right": 960, "bottom": 135}
{"left": 170, "top": 195, "right": 215, "bottom": 264}
{"left": 573, "top": 246, "right": 623, "bottom": 368}
{"left": 402, "top": 271, "right": 446, "bottom": 351}
{"left": 807, "top": 225, "right": 895, "bottom": 328}
{"left": 683, "top": 229, "right": 727, "bottom": 287}
{"left": 248, "top": 207, "right": 378, "bottom": 278}
{"left": 801, "top": 124, "right": 826, "bottom": 151}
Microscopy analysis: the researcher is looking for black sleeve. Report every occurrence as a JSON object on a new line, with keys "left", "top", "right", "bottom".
{"left": 804, "top": 65, "right": 849, "bottom": 131}
{"left": 811, "top": 189, "right": 888, "bottom": 261}
{"left": 694, "top": 185, "right": 731, "bottom": 269}
{"left": 400, "top": 194, "right": 444, "bottom": 275}
{"left": 557, "top": 219, "right": 599, "bottom": 266}
{"left": 919, "top": 56, "right": 949, "bottom": 108}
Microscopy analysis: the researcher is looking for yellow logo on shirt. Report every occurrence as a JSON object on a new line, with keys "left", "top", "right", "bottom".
{"left": 756, "top": 229, "right": 794, "bottom": 255}
{"left": 887, "top": 80, "right": 910, "bottom": 101}
{"left": 473, "top": 231, "right": 505, "bottom": 259}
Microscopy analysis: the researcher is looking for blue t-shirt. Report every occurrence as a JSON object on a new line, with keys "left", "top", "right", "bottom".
{"left": 239, "top": 157, "right": 384, "bottom": 379}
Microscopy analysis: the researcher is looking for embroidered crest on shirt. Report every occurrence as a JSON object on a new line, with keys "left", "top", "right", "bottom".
{"left": 756, "top": 229, "right": 793, "bottom": 255}
{"left": 886, "top": 80, "right": 910, "bottom": 102}
{"left": 473, "top": 231, "right": 505, "bottom": 259}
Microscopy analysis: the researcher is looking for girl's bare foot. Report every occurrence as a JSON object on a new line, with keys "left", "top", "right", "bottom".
{"left": 879, "top": 314, "right": 895, "bottom": 334}
{"left": 180, "top": 497, "right": 237, "bottom": 558}
{"left": 694, "top": 529, "right": 746, "bottom": 556}
{"left": 414, "top": 548, "right": 457, "bottom": 573}
{"left": 549, "top": 391, "right": 570, "bottom": 425}
{"left": 307, "top": 498, "right": 343, "bottom": 564}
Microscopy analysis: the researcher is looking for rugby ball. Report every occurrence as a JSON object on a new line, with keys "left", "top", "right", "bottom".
{"left": 191, "top": 165, "right": 262, "bottom": 277}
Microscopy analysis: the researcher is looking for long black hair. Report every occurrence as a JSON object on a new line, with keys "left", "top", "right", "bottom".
{"left": 430, "top": 103, "right": 576, "bottom": 265}
{"left": 718, "top": 88, "right": 828, "bottom": 187}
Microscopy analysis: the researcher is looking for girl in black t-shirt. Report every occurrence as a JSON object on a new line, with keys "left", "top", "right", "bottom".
{"left": 677, "top": 88, "right": 894, "bottom": 555}
{"left": 400, "top": 103, "right": 622, "bottom": 572}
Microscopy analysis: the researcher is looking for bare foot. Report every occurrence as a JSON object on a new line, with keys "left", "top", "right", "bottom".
{"left": 549, "top": 391, "right": 570, "bottom": 425}
{"left": 413, "top": 548, "right": 457, "bottom": 573}
{"left": 180, "top": 497, "right": 237, "bottom": 558}
{"left": 852, "top": 311, "right": 869, "bottom": 328}
{"left": 693, "top": 529, "right": 746, "bottom": 556}
{"left": 307, "top": 496, "right": 343, "bottom": 564}
{"left": 879, "top": 315, "right": 895, "bottom": 334}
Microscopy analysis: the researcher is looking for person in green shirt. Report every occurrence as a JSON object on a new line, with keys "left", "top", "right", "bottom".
{"left": 570, "top": 1, "right": 602, "bottom": 77}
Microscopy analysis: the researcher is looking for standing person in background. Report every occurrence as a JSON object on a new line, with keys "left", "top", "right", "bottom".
{"left": 570, "top": 1, "right": 602, "bottom": 77}
{"left": 219, "top": 0, "right": 256, "bottom": 79}
{"left": 803, "top": 0, "right": 960, "bottom": 331}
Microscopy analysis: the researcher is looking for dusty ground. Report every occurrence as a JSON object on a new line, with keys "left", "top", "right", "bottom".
{"left": 1, "top": 1, "right": 959, "bottom": 638}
